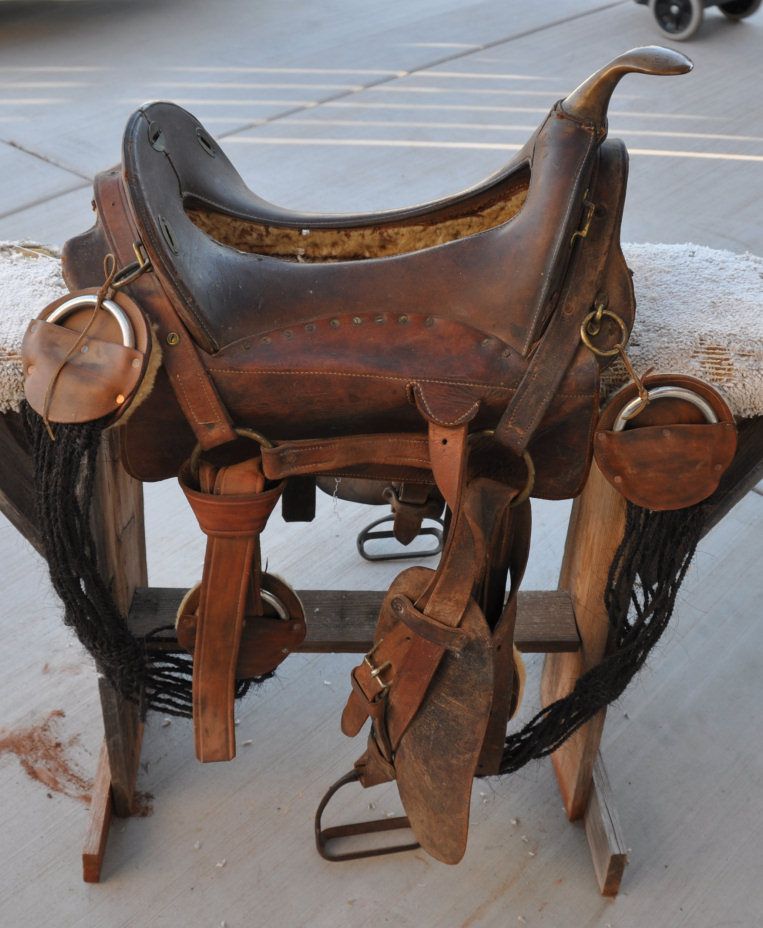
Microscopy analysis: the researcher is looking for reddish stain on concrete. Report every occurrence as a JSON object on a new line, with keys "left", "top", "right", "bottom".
{"left": 0, "top": 710, "right": 93, "bottom": 803}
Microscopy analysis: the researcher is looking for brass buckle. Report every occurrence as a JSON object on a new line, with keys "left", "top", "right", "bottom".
{"left": 570, "top": 199, "right": 596, "bottom": 245}
{"left": 111, "top": 241, "right": 152, "bottom": 290}
{"left": 363, "top": 640, "right": 392, "bottom": 694}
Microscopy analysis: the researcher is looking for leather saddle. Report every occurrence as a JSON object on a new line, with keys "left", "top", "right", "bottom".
{"left": 23, "top": 47, "right": 693, "bottom": 864}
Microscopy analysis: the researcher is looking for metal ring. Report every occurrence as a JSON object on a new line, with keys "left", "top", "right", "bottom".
{"left": 580, "top": 308, "right": 627, "bottom": 358}
{"left": 46, "top": 294, "right": 135, "bottom": 348}
{"left": 511, "top": 450, "right": 535, "bottom": 508}
{"left": 260, "top": 589, "right": 289, "bottom": 621}
{"left": 613, "top": 385, "right": 718, "bottom": 432}
{"left": 189, "top": 426, "right": 274, "bottom": 484}
{"left": 467, "top": 431, "right": 534, "bottom": 506}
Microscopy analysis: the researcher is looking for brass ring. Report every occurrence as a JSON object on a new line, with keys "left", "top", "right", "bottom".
{"left": 511, "top": 450, "right": 535, "bottom": 508}
{"left": 189, "top": 426, "right": 273, "bottom": 484}
{"left": 580, "top": 308, "right": 627, "bottom": 358}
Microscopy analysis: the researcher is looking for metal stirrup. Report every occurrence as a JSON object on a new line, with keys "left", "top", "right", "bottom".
{"left": 315, "top": 770, "right": 419, "bottom": 862}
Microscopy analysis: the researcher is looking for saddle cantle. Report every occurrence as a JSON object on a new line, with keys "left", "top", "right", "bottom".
{"left": 22, "top": 47, "right": 697, "bottom": 865}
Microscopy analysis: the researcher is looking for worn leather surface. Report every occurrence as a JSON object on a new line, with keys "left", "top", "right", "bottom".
{"left": 25, "top": 47, "right": 698, "bottom": 865}
{"left": 595, "top": 373, "right": 737, "bottom": 509}
{"left": 23, "top": 290, "right": 151, "bottom": 425}
{"left": 60, "top": 101, "right": 636, "bottom": 498}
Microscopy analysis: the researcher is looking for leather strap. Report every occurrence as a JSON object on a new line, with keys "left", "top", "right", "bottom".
{"left": 179, "top": 458, "right": 283, "bottom": 761}
{"left": 341, "top": 424, "right": 519, "bottom": 761}
{"left": 95, "top": 172, "right": 237, "bottom": 450}
{"left": 495, "top": 141, "right": 627, "bottom": 456}
{"left": 261, "top": 433, "right": 431, "bottom": 479}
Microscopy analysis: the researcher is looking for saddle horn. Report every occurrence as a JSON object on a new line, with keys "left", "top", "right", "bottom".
{"left": 562, "top": 46, "right": 693, "bottom": 126}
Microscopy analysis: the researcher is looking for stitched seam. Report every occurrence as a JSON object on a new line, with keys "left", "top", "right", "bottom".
{"left": 416, "top": 389, "right": 479, "bottom": 426}
{"left": 272, "top": 437, "right": 427, "bottom": 453}
{"left": 521, "top": 130, "right": 595, "bottom": 354}
{"left": 273, "top": 455, "right": 432, "bottom": 476}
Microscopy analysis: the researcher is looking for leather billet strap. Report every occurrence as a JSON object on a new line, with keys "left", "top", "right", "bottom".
{"left": 179, "top": 457, "right": 284, "bottom": 762}
{"left": 495, "top": 140, "right": 629, "bottom": 457}
{"left": 261, "top": 432, "right": 432, "bottom": 480}
{"left": 341, "top": 423, "right": 513, "bottom": 762}
{"left": 93, "top": 171, "right": 237, "bottom": 450}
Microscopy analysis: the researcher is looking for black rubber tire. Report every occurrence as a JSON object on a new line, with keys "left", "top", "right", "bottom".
{"left": 649, "top": 0, "right": 704, "bottom": 39}
{"left": 719, "top": 0, "right": 762, "bottom": 20}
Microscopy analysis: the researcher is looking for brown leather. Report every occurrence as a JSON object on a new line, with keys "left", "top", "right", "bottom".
{"left": 23, "top": 290, "right": 151, "bottom": 425}
{"left": 495, "top": 140, "right": 632, "bottom": 456}
{"left": 73, "top": 172, "right": 238, "bottom": 450}
{"left": 595, "top": 373, "right": 737, "bottom": 510}
{"left": 176, "top": 573, "right": 306, "bottom": 677}
{"left": 22, "top": 47, "right": 697, "bottom": 864}
{"left": 61, "top": 97, "right": 638, "bottom": 498}
{"left": 179, "top": 458, "right": 284, "bottom": 761}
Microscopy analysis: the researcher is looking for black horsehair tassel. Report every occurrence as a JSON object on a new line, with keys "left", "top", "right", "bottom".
{"left": 24, "top": 401, "right": 709, "bottom": 763}
{"left": 499, "top": 499, "right": 708, "bottom": 774}
{"left": 23, "top": 405, "right": 267, "bottom": 719}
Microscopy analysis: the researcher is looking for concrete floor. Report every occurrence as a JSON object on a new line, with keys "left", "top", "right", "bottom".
{"left": 1, "top": 1, "right": 762, "bottom": 926}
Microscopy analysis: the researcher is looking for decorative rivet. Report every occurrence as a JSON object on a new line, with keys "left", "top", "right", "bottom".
{"left": 398, "top": 314, "right": 408, "bottom": 324}
{"left": 613, "top": 475, "right": 622, "bottom": 484}
{"left": 424, "top": 316, "right": 434, "bottom": 327}
{"left": 166, "top": 332, "right": 180, "bottom": 346}
{"left": 283, "top": 329, "right": 293, "bottom": 339}
{"left": 330, "top": 318, "right": 340, "bottom": 328}
{"left": 714, "top": 463, "right": 723, "bottom": 471}
{"left": 305, "top": 323, "right": 316, "bottom": 333}
{"left": 502, "top": 349, "right": 511, "bottom": 359}
{"left": 243, "top": 341, "right": 251, "bottom": 351}
{"left": 481, "top": 338, "right": 491, "bottom": 347}
{"left": 80, "top": 344, "right": 89, "bottom": 353}
{"left": 26, "top": 364, "right": 34, "bottom": 375}
{"left": 662, "top": 428, "right": 671, "bottom": 438}
{"left": 352, "top": 316, "right": 362, "bottom": 325}
{"left": 115, "top": 394, "right": 125, "bottom": 405}
{"left": 131, "top": 358, "right": 141, "bottom": 368}
{"left": 261, "top": 336, "right": 271, "bottom": 345}
{"left": 374, "top": 315, "right": 384, "bottom": 325}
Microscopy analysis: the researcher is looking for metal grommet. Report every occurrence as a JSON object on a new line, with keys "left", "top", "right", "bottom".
{"left": 46, "top": 294, "right": 135, "bottom": 349}
{"left": 613, "top": 386, "right": 719, "bottom": 433}
{"left": 166, "top": 331, "right": 180, "bottom": 346}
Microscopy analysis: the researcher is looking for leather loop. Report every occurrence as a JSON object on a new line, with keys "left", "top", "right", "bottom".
{"left": 390, "top": 594, "right": 469, "bottom": 652}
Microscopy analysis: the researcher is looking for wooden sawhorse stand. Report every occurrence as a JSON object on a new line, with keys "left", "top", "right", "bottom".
{"left": 1, "top": 413, "right": 761, "bottom": 893}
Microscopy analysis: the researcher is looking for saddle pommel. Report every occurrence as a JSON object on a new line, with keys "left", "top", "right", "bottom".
{"left": 562, "top": 46, "right": 693, "bottom": 126}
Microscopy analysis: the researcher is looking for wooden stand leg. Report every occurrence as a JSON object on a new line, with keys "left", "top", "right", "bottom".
{"left": 82, "top": 431, "right": 147, "bottom": 879}
{"left": 82, "top": 742, "right": 113, "bottom": 883}
{"left": 541, "top": 461, "right": 626, "bottom": 820}
{"left": 584, "top": 754, "right": 628, "bottom": 895}
{"left": 541, "top": 461, "right": 628, "bottom": 894}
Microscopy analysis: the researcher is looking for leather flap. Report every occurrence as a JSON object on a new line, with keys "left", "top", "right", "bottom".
{"left": 595, "top": 421, "right": 737, "bottom": 510}
{"left": 411, "top": 381, "right": 482, "bottom": 427}
{"left": 22, "top": 318, "right": 144, "bottom": 424}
